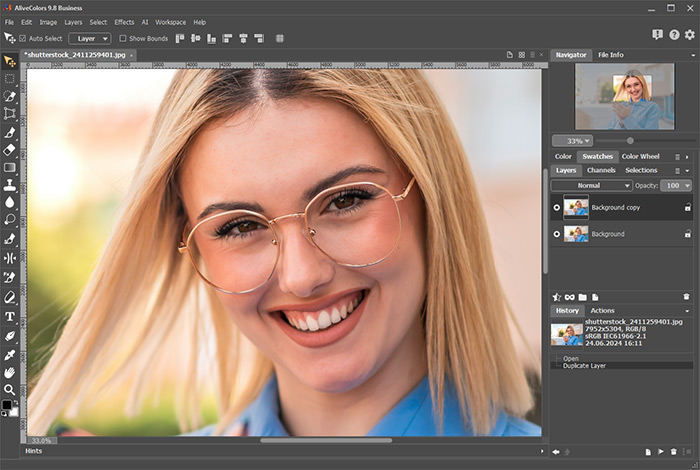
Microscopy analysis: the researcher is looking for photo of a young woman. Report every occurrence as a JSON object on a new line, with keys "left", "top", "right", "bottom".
{"left": 28, "top": 69, "right": 539, "bottom": 437}
{"left": 574, "top": 63, "right": 674, "bottom": 130}
{"left": 608, "top": 71, "right": 661, "bottom": 130}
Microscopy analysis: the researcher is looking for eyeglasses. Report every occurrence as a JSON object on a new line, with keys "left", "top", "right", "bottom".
{"left": 178, "top": 177, "right": 416, "bottom": 294}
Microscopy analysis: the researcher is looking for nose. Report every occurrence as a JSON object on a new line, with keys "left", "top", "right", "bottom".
{"left": 274, "top": 222, "right": 335, "bottom": 297}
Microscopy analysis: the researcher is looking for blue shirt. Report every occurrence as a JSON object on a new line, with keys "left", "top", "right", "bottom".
{"left": 575, "top": 234, "right": 588, "bottom": 242}
{"left": 575, "top": 208, "right": 587, "bottom": 215}
{"left": 565, "top": 335, "right": 581, "bottom": 346}
{"left": 186, "top": 375, "right": 540, "bottom": 437}
{"left": 607, "top": 99, "right": 661, "bottom": 130}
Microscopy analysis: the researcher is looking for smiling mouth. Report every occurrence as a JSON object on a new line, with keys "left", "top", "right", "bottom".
{"left": 278, "top": 290, "right": 366, "bottom": 332}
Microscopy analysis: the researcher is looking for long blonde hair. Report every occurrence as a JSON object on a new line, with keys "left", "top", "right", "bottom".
{"left": 29, "top": 69, "right": 534, "bottom": 435}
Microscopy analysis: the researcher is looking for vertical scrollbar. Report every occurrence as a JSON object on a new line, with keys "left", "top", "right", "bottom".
{"left": 543, "top": 169, "right": 548, "bottom": 274}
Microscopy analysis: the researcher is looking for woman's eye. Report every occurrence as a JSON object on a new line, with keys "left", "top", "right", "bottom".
{"left": 237, "top": 221, "right": 259, "bottom": 233}
{"left": 216, "top": 219, "right": 265, "bottom": 238}
{"left": 330, "top": 195, "right": 357, "bottom": 210}
{"left": 324, "top": 189, "right": 373, "bottom": 213}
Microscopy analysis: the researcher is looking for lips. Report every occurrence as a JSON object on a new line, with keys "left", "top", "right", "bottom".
{"left": 269, "top": 289, "right": 369, "bottom": 348}
{"left": 281, "top": 291, "right": 364, "bottom": 332}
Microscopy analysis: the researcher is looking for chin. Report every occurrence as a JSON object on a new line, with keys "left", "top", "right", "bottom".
{"left": 292, "top": 354, "right": 376, "bottom": 394}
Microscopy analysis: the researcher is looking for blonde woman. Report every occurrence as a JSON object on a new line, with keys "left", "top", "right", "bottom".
{"left": 563, "top": 325, "right": 581, "bottom": 346}
{"left": 29, "top": 69, "right": 539, "bottom": 437}
{"left": 609, "top": 70, "right": 661, "bottom": 129}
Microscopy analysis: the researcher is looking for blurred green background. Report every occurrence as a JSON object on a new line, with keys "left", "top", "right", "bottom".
{"left": 25, "top": 70, "right": 218, "bottom": 435}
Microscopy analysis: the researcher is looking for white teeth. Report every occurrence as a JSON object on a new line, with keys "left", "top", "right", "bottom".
{"left": 298, "top": 318, "right": 308, "bottom": 331}
{"left": 317, "top": 310, "right": 331, "bottom": 329}
{"left": 306, "top": 315, "right": 319, "bottom": 331}
{"left": 286, "top": 291, "right": 364, "bottom": 332}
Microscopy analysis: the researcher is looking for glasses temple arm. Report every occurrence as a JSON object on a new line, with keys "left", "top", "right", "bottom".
{"left": 178, "top": 225, "right": 189, "bottom": 253}
{"left": 394, "top": 176, "right": 417, "bottom": 201}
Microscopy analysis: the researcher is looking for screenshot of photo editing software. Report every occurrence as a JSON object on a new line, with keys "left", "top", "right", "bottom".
{"left": 0, "top": 1, "right": 699, "bottom": 469}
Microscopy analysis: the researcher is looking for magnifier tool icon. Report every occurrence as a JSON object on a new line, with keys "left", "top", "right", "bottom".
{"left": 4, "top": 384, "right": 15, "bottom": 395}
{"left": 4, "top": 213, "right": 15, "bottom": 225}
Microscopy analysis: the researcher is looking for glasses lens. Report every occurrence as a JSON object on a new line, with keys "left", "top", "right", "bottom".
{"left": 188, "top": 211, "right": 278, "bottom": 293}
{"left": 307, "top": 183, "right": 401, "bottom": 266}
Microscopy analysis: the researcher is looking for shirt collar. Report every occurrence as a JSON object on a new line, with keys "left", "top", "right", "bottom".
{"left": 234, "top": 374, "right": 512, "bottom": 437}
{"left": 236, "top": 374, "right": 288, "bottom": 436}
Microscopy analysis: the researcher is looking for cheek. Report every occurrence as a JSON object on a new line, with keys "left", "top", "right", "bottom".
{"left": 372, "top": 198, "right": 427, "bottom": 300}
{"left": 214, "top": 292, "right": 266, "bottom": 339}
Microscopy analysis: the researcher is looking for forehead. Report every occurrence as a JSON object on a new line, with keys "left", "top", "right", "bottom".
{"left": 179, "top": 97, "right": 397, "bottom": 216}
{"left": 625, "top": 77, "right": 641, "bottom": 85}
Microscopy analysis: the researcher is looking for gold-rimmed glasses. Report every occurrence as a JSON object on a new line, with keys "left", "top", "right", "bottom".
{"left": 178, "top": 177, "right": 416, "bottom": 294}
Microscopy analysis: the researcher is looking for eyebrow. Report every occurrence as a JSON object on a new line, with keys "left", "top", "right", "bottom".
{"left": 197, "top": 201, "right": 265, "bottom": 220}
{"left": 196, "top": 165, "right": 386, "bottom": 221}
{"left": 302, "top": 165, "right": 386, "bottom": 202}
